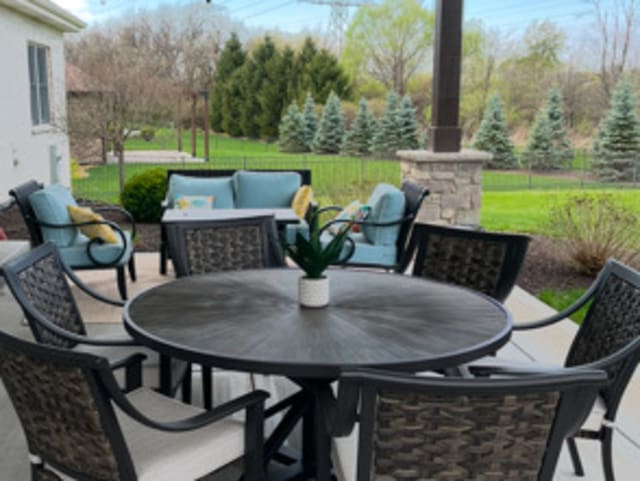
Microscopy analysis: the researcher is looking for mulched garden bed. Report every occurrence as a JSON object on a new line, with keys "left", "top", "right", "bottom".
{"left": 0, "top": 202, "right": 594, "bottom": 295}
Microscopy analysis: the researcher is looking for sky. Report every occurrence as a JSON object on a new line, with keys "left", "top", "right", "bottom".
{"left": 55, "top": 0, "right": 598, "bottom": 34}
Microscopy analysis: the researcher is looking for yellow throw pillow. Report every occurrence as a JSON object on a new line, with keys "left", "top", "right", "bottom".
{"left": 67, "top": 205, "right": 119, "bottom": 244}
{"left": 291, "top": 185, "right": 313, "bottom": 219}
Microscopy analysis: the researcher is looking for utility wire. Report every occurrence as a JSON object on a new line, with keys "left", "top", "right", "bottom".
{"left": 242, "top": 0, "right": 297, "bottom": 20}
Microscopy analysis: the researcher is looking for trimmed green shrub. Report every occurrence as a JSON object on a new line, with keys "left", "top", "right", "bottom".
{"left": 140, "top": 126, "right": 156, "bottom": 142}
{"left": 120, "top": 168, "right": 167, "bottom": 223}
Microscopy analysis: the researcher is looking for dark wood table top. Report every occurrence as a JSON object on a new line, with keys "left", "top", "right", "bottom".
{"left": 124, "top": 269, "right": 512, "bottom": 378}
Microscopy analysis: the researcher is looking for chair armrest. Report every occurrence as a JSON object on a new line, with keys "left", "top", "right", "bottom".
{"left": 320, "top": 216, "right": 410, "bottom": 234}
{"left": 468, "top": 361, "right": 565, "bottom": 377}
{"left": 315, "top": 205, "right": 343, "bottom": 216}
{"left": 90, "top": 205, "right": 137, "bottom": 239}
{"left": 62, "top": 262, "right": 125, "bottom": 307}
{"left": 513, "top": 281, "right": 598, "bottom": 331}
{"left": 109, "top": 385, "right": 269, "bottom": 432}
{"left": 25, "top": 304, "right": 135, "bottom": 345}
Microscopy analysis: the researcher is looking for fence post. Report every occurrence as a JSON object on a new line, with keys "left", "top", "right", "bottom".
{"left": 361, "top": 157, "right": 366, "bottom": 184}
{"left": 527, "top": 155, "right": 533, "bottom": 189}
{"left": 580, "top": 149, "right": 586, "bottom": 189}
{"left": 243, "top": 156, "right": 247, "bottom": 170}
{"left": 634, "top": 164, "right": 638, "bottom": 189}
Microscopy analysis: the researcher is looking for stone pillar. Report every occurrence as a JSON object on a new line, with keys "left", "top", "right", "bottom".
{"left": 397, "top": 149, "right": 491, "bottom": 227}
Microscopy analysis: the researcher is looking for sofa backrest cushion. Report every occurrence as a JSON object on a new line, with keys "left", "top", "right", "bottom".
{"left": 233, "top": 170, "right": 302, "bottom": 208}
{"left": 168, "top": 174, "right": 235, "bottom": 208}
{"left": 363, "top": 183, "right": 406, "bottom": 246}
{"left": 28, "top": 184, "right": 79, "bottom": 247}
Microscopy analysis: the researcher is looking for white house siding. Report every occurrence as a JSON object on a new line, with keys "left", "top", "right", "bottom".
{"left": 0, "top": 4, "right": 76, "bottom": 202}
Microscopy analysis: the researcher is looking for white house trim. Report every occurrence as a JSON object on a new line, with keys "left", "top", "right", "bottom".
{"left": 0, "top": 0, "right": 85, "bottom": 32}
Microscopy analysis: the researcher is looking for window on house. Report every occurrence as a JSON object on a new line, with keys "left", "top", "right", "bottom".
{"left": 28, "top": 43, "right": 50, "bottom": 126}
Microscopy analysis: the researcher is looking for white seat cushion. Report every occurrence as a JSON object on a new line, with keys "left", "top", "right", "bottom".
{"left": 332, "top": 423, "right": 359, "bottom": 481}
{"left": 116, "top": 388, "right": 245, "bottom": 481}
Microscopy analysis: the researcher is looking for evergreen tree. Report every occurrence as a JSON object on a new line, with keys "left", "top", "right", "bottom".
{"left": 293, "top": 37, "right": 318, "bottom": 99}
{"left": 592, "top": 81, "right": 640, "bottom": 181}
{"left": 371, "top": 91, "right": 402, "bottom": 156}
{"left": 301, "top": 92, "right": 317, "bottom": 149}
{"left": 473, "top": 95, "right": 517, "bottom": 169}
{"left": 342, "top": 97, "right": 374, "bottom": 155}
{"left": 313, "top": 91, "right": 345, "bottom": 154}
{"left": 522, "top": 111, "right": 555, "bottom": 169}
{"left": 221, "top": 68, "right": 245, "bottom": 137}
{"left": 211, "top": 33, "right": 246, "bottom": 133}
{"left": 546, "top": 88, "right": 574, "bottom": 166}
{"left": 397, "top": 95, "right": 420, "bottom": 150}
{"left": 239, "top": 36, "right": 277, "bottom": 138}
{"left": 258, "top": 46, "right": 295, "bottom": 139}
{"left": 278, "top": 102, "right": 308, "bottom": 152}
{"left": 300, "top": 49, "right": 351, "bottom": 104}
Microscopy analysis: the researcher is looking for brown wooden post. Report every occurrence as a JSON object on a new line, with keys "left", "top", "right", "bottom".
{"left": 191, "top": 92, "right": 197, "bottom": 158}
{"left": 202, "top": 90, "right": 210, "bottom": 162}
{"left": 429, "top": 0, "right": 463, "bottom": 152}
{"left": 176, "top": 96, "right": 183, "bottom": 152}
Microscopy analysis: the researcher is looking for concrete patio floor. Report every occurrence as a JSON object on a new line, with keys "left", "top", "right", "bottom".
{"left": 0, "top": 252, "right": 638, "bottom": 480}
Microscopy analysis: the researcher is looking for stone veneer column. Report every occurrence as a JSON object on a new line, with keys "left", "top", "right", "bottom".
{"left": 396, "top": 149, "right": 491, "bottom": 227}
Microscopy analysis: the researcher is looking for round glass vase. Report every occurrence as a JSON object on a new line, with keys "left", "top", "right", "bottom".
{"left": 298, "top": 276, "right": 330, "bottom": 308}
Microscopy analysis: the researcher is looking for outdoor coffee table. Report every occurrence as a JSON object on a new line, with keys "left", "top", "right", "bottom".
{"left": 161, "top": 207, "right": 300, "bottom": 225}
{"left": 124, "top": 269, "right": 511, "bottom": 481}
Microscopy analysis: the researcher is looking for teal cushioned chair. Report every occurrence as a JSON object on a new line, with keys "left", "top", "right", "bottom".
{"left": 318, "top": 181, "right": 429, "bottom": 270}
{"left": 167, "top": 174, "right": 235, "bottom": 208}
{"left": 10, "top": 181, "right": 137, "bottom": 300}
{"left": 233, "top": 170, "right": 301, "bottom": 208}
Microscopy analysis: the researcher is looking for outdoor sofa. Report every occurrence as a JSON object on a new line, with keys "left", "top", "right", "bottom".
{"left": 159, "top": 169, "right": 312, "bottom": 274}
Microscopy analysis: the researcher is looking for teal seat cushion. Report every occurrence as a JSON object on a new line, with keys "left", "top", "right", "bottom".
{"left": 320, "top": 232, "right": 397, "bottom": 267}
{"left": 168, "top": 175, "right": 235, "bottom": 208}
{"left": 363, "top": 183, "right": 406, "bottom": 246}
{"left": 233, "top": 171, "right": 301, "bottom": 208}
{"left": 28, "top": 184, "right": 78, "bottom": 247}
{"left": 59, "top": 231, "right": 133, "bottom": 268}
{"left": 285, "top": 221, "right": 309, "bottom": 245}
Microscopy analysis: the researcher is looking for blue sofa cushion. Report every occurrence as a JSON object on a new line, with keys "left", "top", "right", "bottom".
{"left": 168, "top": 175, "right": 235, "bottom": 208}
{"left": 285, "top": 221, "right": 310, "bottom": 245}
{"left": 363, "top": 183, "right": 406, "bottom": 246}
{"left": 233, "top": 171, "right": 301, "bottom": 208}
{"left": 320, "top": 232, "right": 397, "bottom": 268}
{"left": 59, "top": 231, "right": 133, "bottom": 268}
{"left": 29, "top": 184, "right": 78, "bottom": 247}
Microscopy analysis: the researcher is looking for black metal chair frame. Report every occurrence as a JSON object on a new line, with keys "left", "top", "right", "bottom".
{"left": 403, "top": 222, "right": 531, "bottom": 302}
{"left": 0, "top": 330, "right": 268, "bottom": 481}
{"left": 159, "top": 168, "right": 312, "bottom": 275}
{"left": 318, "top": 181, "right": 429, "bottom": 270}
{"left": 320, "top": 367, "right": 607, "bottom": 481}
{"left": 0, "top": 242, "right": 186, "bottom": 394}
{"left": 10, "top": 180, "right": 137, "bottom": 300}
{"left": 487, "top": 259, "right": 640, "bottom": 481}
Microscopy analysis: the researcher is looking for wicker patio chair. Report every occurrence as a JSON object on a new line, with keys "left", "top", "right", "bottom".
{"left": 473, "top": 259, "right": 640, "bottom": 481}
{"left": 165, "top": 215, "right": 286, "bottom": 409}
{"left": 10, "top": 180, "right": 137, "bottom": 299}
{"left": 0, "top": 242, "right": 186, "bottom": 395}
{"left": 403, "top": 222, "right": 531, "bottom": 302}
{"left": 0, "top": 329, "right": 267, "bottom": 481}
{"left": 323, "top": 367, "right": 607, "bottom": 481}
{"left": 166, "top": 215, "right": 286, "bottom": 277}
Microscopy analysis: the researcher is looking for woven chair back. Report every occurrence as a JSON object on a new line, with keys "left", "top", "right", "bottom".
{"left": 338, "top": 369, "right": 606, "bottom": 481}
{"left": 566, "top": 261, "right": 640, "bottom": 408}
{"left": 0, "top": 331, "right": 134, "bottom": 481}
{"left": 407, "top": 223, "right": 530, "bottom": 302}
{"left": 167, "top": 216, "right": 286, "bottom": 277}
{"left": 1, "top": 244, "right": 85, "bottom": 348}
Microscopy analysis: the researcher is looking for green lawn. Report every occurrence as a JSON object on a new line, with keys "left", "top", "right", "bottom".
{"left": 75, "top": 131, "right": 640, "bottom": 235}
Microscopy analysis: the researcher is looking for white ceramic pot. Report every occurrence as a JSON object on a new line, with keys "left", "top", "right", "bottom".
{"left": 299, "top": 276, "right": 330, "bottom": 308}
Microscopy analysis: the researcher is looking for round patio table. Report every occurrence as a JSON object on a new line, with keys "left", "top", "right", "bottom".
{"left": 124, "top": 269, "right": 512, "bottom": 481}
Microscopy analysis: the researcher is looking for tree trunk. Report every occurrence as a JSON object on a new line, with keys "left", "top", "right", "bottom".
{"left": 100, "top": 135, "right": 108, "bottom": 164}
{"left": 176, "top": 97, "right": 183, "bottom": 152}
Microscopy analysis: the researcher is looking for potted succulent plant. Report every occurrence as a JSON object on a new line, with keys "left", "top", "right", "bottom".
{"left": 286, "top": 215, "right": 355, "bottom": 308}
